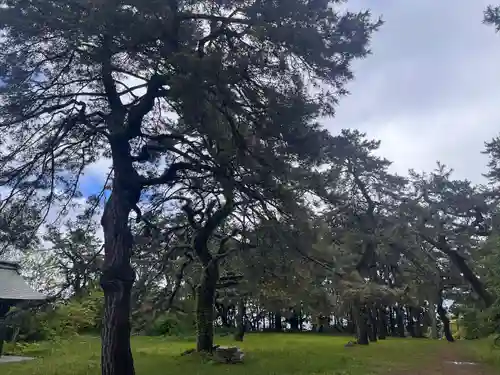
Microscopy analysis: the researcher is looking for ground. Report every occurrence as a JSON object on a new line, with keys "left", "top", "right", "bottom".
{"left": 1, "top": 334, "right": 499, "bottom": 375}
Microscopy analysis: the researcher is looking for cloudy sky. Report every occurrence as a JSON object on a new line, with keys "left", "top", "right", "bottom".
{"left": 328, "top": 0, "right": 500, "bottom": 183}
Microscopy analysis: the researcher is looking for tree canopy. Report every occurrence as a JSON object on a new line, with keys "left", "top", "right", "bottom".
{"left": 0, "top": 2, "right": 500, "bottom": 375}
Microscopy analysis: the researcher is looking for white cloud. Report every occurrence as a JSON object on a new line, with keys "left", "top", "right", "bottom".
{"left": 325, "top": 0, "right": 500, "bottom": 183}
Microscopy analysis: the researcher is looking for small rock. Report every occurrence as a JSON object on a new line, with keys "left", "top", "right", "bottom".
{"left": 344, "top": 341, "right": 356, "bottom": 348}
{"left": 180, "top": 348, "right": 196, "bottom": 356}
{"left": 213, "top": 346, "right": 245, "bottom": 364}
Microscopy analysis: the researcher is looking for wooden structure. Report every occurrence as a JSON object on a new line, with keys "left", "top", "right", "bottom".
{"left": 0, "top": 261, "right": 45, "bottom": 357}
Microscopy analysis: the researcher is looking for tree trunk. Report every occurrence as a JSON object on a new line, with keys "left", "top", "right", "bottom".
{"left": 10, "top": 326, "right": 20, "bottom": 344}
{"left": 413, "top": 308, "right": 424, "bottom": 338}
{"left": 274, "top": 312, "right": 282, "bottom": 332}
{"left": 428, "top": 298, "right": 438, "bottom": 339}
{"left": 196, "top": 263, "right": 219, "bottom": 352}
{"left": 368, "top": 307, "right": 378, "bottom": 342}
{"left": 355, "top": 306, "right": 369, "bottom": 345}
{"left": 444, "top": 247, "right": 493, "bottom": 307}
{"left": 100, "top": 179, "right": 139, "bottom": 375}
{"left": 378, "top": 307, "right": 387, "bottom": 340}
{"left": 396, "top": 306, "right": 405, "bottom": 337}
{"left": 234, "top": 297, "right": 246, "bottom": 342}
{"left": 406, "top": 306, "right": 416, "bottom": 337}
{"left": 389, "top": 307, "right": 396, "bottom": 336}
{"left": 437, "top": 292, "right": 454, "bottom": 342}
{"left": 289, "top": 310, "right": 300, "bottom": 331}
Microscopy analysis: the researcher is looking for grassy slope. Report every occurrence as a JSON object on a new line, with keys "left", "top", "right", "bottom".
{"left": 0, "top": 334, "right": 488, "bottom": 375}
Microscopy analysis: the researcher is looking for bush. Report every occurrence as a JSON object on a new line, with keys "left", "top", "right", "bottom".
{"left": 6, "top": 288, "right": 104, "bottom": 343}
{"left": 145, "top": 311, "right": 196, "bottom": 337}
{"left": 458, "top": 308, "right": 495, "bottom": 340}
{"left": 51, "top": 288, "right": 103, "bottom": 337}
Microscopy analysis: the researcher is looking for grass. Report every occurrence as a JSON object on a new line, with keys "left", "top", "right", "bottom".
{"left": 455, "top": 337, "right": 500, "bottom": 368}
{"left": 0, "top": 333, "right": 482, "bottom": 375}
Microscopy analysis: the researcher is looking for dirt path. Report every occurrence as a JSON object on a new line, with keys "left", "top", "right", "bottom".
{"left": 408, "top": 345, "right": 497, "bottom": 375}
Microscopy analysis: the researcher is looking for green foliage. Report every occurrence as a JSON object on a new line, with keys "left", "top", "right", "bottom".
{"left": 145, "top": 311, "right": 196, "bottom": 337}
{"left": 485, "top": 5, "right": 500, "bottom": 32}
{"left": 50, "top": 288, "right": 104, "bottom": 337}
{"left": 7, "top": 288, "right": 103, "bottom": 342}
{"left": 454, "top": 234, "right": 500, "bottom": 340}
{"left": 458, "top": 309, "right": 494, "bottom": 340}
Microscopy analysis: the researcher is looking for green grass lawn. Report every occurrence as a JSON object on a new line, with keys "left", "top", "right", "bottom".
{"left": 455, "top": 337, "right": 500, "bottom": 369}
{"left": 0, "top": 334, "right": 490, "bottom": 375}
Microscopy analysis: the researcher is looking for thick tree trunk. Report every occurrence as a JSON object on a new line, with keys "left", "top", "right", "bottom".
{"left": 196, "top": 263, "right": 219, "bottom": 352}
{"left": 389, "top": 307, "right": 396, "bottom": 336}
{"left": 413, "top": 308, "right": 424, "bottom": 338}
{"left": 368, "top": 307, "right": 378, "bottom": 342}
{"left": 378, "top": 307, "right": 387, "bottom": 340}
{"left": 274, "top": 313, "right": 282, "bottom": 332}
{"left": 428, "top": 297, "right": 438, "bottom": 339}
{"left": 406, "top": 307, "right": 416, "bottom": 337}
{"left": 437, "top": 293, "right": 454, "bottom": 342}
{"left": 98, "top": 129, "right": 143, "bottom": 375}
{"left": 234, "top": 297, "right": 246, "bottom": 342}
{"left": 396, "top": 306, "right": 405, "bottom": 337}
{"left": 289, "top": 310, "right": 300, "bottom": 331}
{"left": 429, "top": 238, "right": 494, "bottom": 307}
{"left": 100, "top": 183, "right": 138, "bottom": 375}
{"left": 355, "top": 306, "right": 369, "bottom": 345}
{"left": 447, "top": 252, "right": 493, "bottom": 307}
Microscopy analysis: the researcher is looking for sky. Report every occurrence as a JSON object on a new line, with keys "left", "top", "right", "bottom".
{"left": 328, "top": 0, "right": 500, "bottom": 183}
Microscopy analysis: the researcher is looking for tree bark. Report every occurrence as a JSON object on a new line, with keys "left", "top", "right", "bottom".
{"left": 368, "top": 307, "right": 378, "bottom": 342}
{"left": 389, "top": 307, "right": 396, "bottom": 336}
{"left": 234, "top": 297, "right": 246, "bottom": 341}
{"left": 196, "top": 262, "right": 219, "bottom": 352}
{"left": 289, "top": 310, "right": 300, "bottom": 332}
{"left": 191, "top": 179, "right": 234, "bottom": 351}
{"left": 355, "top": 306, "right": 369, "bottom": 345}
{"left": 378, "top": 307, "right": 387, "bottom": 340}
{"left": 413, "top": 308, "right": 424, "bottom": 338}
{"left": 426, "top": 235, "right": 493, "bottom": 307}
{"left": 396, "top": 306, "right": 405, "bottom": 337}
{"left": 428, "top": 297, "right": 438, "bottom": 339}
{"left": 406, "top": 306, "right": 416, "bottom": 337}
{"left": 447, "top": 252, "right": 493, "bottom": 307}
{"left": 274, "top": 312, "right": 282, "bottom": 332}
{"left": 100, "top": 170, "right": 139, "bottom": 375}
{"left": 437, "top": 292, "right": 454, "bottom": 342}
{"left": 101, "top": 188, "right": 137, "bottom": 375}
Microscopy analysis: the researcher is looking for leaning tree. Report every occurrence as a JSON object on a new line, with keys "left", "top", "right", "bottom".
{"left": 0, "top": 1, "right": 381, "bottom": 374}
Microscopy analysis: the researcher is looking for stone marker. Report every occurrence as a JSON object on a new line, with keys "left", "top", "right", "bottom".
{"left": 213, "top": 346, "right": 245, "bottom": 364}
